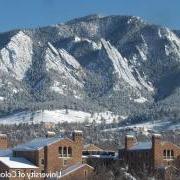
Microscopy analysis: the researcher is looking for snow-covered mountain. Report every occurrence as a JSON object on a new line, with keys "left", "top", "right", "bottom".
{"left": 0, "top": 15, "right": 180, "bottom": 125}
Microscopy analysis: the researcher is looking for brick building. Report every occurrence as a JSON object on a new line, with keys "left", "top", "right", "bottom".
{"left": 0, "top": 134, "right": 8, "bottom": 150}
{"left": 119, "top": 134, "right": 180, "bottom": 172}
{"left": 0, "top": 131, "right": 94, "bottom": 179}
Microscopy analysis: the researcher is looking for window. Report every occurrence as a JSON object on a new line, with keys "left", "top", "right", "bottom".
{"left": 171, "top": 150, "right": 174, "bottom": 158}
{"left": 163, "top": 150, "right": 166, "bottom": 158}
{"left": 63, "top": 147, "right": 67, "bottom": 157}
{"left": 63, "top": 159, "right": 67, "bottom": 166}
{"left": 167, "top": 150, "right": 170, "bottom": 158}
{"left": 68, "top": 147, "right": 72, "bottom": 157}
{"left": 31, "top": 170, "right": 35, "bottom": 174}
{"left": 16, "top": 170, "right": 21, "bottom": 177}
{"left": 41, "top": 159, "right": 44, "bottom": 165}
{"left": 84, "top": 170, "right": 87, "bottom": 178}
{"left": 59, "top": 147, "right": 63, "bottom": 157}
{"left": 163, "top": 150, "right": 174, "bottom": 159}
{"left": 131, "top": 152, "right": 133, "bottom": 158}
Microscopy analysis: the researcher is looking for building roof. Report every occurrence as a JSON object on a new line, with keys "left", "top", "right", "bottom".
{"left": 0, "top": 157, "right": 38, "bottom": 169}
{"left": 0, "top": 134, "right": 7, "bottom": 137}
{"left": 60, "top": 163, "right": 93, "bottom": 178}
{"left": 83, "top": 155, "right": 117, "bottom": 159}
{"left": 0, "top": 149, "right": 12, "bottom": 157}
{"left": 13, "top": 136, "right": 64, "bottom": 151}
{"left": 83, "top": 144, "right": 104, "bottom": 152}
{"left": 129, "top": 142, "right": 152, "bottom": 150}
{"left": 126, "top": 135, "right": 135, "bottom": 138}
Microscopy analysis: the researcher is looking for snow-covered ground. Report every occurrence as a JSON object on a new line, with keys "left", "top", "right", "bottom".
{"left": 0, "top": 109, "right": 121, "bottom": 125}
{"left": 134, "top": 97, "right": 147, "bottom": 103}
{"left": 103, "top": 119, "right": 180, "bottom": 132}
{"left": 0, "top": 96, "right": 4, "bottom": 101}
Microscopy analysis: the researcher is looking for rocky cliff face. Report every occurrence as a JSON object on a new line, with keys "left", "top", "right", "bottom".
{"left": 0, "top": 15, "right": 180, "bottom": 121}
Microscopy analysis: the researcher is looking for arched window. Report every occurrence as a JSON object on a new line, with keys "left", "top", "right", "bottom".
{"left": 167, "top": 150, "right": 170, "bottom": 158}
{"left": 163, "top": 150, "right": 166, "bottom": 158}
{"left": 59, "top": 147, "right": 63, "bottom": 157}
{"left": 63, "top": 147, "right": 67, "bottom": 157}
{"left": 68, "top": 147, "right": 72, "bottom": 157}
{"left": 171, "top": 150, "right": 174, "bottom": 159}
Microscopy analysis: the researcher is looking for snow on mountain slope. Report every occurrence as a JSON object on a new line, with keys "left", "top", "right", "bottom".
{"left": 134, "top": 97, "right": 147, "bottom": 103}
{"left": 158, "top": 28, "right": 180, "bottom": 58}
{"left": 0, "top": 31, "right": 33, "bottom": 80}
{"left": 100, "top": 39, "right": 141, "bottom": 89}
{"left": 100, "top": 39, "right": 154, "bottom": 93}
{"left": 46, "top": 42, "right": 82, "bottom": 85}
{"left": 0, "top": 15, "right": 180, "bottom": 125}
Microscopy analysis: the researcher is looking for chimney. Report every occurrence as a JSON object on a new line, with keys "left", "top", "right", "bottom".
{"left": 125, "top": 135, "right": 136, "bottom": 150}
{"left": 0, "top": 134, "right": 8, "bottom": 149}
{"left": 72, "top": 130, "right": 83, "bottom": 145}
{"left": 152, "top": 134, "right": 162, "bottom": 168}
{"left": 152, "top": 134, "right": 161, "bottom": 146}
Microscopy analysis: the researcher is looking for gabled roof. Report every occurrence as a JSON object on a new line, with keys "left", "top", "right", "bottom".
{"left": 13, "top": 136, "right": 65, "bottom": 151}
{"left": 60, "top": 163, "right": 94, "bottom": 178}
{"left": 129, "top": 142, "right": 152, "bottom": 150}
{"left": 0, "top": 157, "right": 38, "bottom": 169}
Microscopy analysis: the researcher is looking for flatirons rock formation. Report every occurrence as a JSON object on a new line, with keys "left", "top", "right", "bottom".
{"left": 0, "top": 15, "right": 180, "bottom": 123}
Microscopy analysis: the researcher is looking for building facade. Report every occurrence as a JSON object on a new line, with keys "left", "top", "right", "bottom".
{"left": 0, "top": 134, "right": 8, "bottom": 150}
{"left": 0, "top": 131, "right": 94, "bottom": 180}
{"left": 119, "top": 134, "right": 180, "bottom": 172}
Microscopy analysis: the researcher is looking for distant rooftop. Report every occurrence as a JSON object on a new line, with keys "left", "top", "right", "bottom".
{"left": 61, "top": 163, "right": 93, "bottom": 178}
{"left": 14, "top": 136, "right": 64, "bottom": 151}
{"left": 129, "top": 142, "right": 152, "bottom": 150}
{"left": 0, "top": 157, "right": 38, "bottom": 169}
{"left": 83, "top": 144, "right": 103, "bottom": 152}
{"left": 126, "top": 135, "right": 135, "bottom": 138}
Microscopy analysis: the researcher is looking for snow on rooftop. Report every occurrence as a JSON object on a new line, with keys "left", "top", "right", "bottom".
{"left": 0, "top": 149, "right": 12, "bottom": 157}
{"left": 14, "top": 136, "right": 64, "bottom": 151}
{"left": 153, "top": 134, "right": 162, "bottom": 138}
{"left": 0, "top": 157, "right": 38, "bottom": 169}
{"left": 126, "top": 135, "right": 135, "bottom": 138}
{"left": 73, "top": 130, "right": 83, "bottom": 133}
{"left": 60, "top": 163, "right": 93, "bottom": 178}
{"left": 0, "top": 134, "right": 7, "bottom": 137}
{"left": 129, "top": 142, "right": 152, "bottom": 150}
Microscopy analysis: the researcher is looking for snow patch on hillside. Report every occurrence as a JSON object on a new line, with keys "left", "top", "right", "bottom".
{"left": 0, "top": 96, "right": 4, "bottom": 101}
{"left": 134, "top": 97, "right": 147, "bottom": 103}
{"left": 0, "top": 110, "right": 123, "bottom": 125}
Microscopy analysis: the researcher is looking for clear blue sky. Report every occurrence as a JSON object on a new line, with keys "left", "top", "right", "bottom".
{"left": 0, "top": 0, "right": 180, "bottom": 32}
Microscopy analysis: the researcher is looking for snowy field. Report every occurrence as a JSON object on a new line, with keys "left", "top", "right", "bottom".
{"left": 103, "top": 119, "right": 180, "bottom": 132}
{"left": 0, "top": 109, "right": 121, "bottom": 125}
